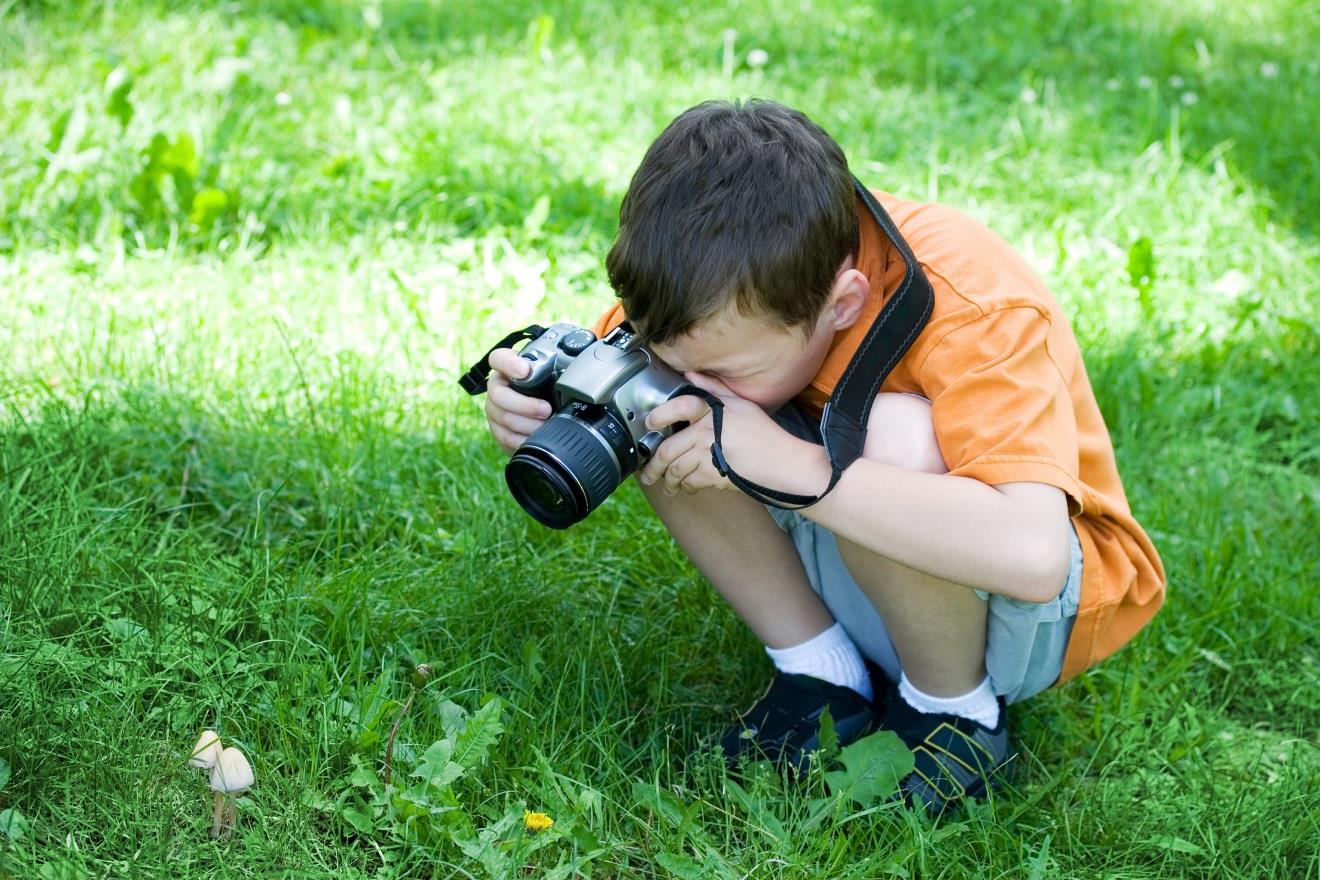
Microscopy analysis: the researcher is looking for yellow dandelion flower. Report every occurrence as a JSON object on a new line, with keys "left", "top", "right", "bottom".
{"left": 523, "top": 810, "right": 554, "bottom": 833}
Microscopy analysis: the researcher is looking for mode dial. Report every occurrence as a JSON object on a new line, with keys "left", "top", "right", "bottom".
{"left": 557, "top": 328, "right": 597, "bottom": 357}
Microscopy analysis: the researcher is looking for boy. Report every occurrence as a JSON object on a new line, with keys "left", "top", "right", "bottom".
{"left": 482, "top": 99, "right": 1165, "bottom": 812}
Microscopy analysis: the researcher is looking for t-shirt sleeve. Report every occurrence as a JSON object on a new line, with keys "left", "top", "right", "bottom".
{"left": 920, "top": 306, "right": 1084, "bottom": 514}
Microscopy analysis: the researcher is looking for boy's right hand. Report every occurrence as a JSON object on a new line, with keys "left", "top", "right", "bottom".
{"left": 484, "top": 348, "right": 553, "bottom": 452}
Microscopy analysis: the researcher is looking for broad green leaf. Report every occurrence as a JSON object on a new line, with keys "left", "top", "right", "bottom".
{"left": 631, "top": 780, "right": 685, "bottom": 828}
{"left": 823, "top": 731, "right": 914, "bottom": 809}
{"left": 104, "top": 618, "right": 147, "bottom": 642}
{"left": 348, "top": 760, "right": 379, "bottom": 789}
{"left": 656, "top": 852, "right": 703, "bottom": 880}
{"left": 1026, "top": 833, "right": 1052, "bottom": 880}
{"left": 434, "top": 699, "right": 468, "bottom": 739}
{"left": 0, "top": 808, "right": 30, "bottom": 840}
{"left": 0, "top": 756, "right": 10, "bottom": 791}
{"left": 299, "top": 788, "right": 333, "bottom": 813}
{"left": 413, "top": 739, "right": 464, "bottom": 788}
{"left": 451, "top": 697, "right": 503, "bottom": 770}
{"left": 723, "top": 778, "right": 785, "bottom": 842}
{"left": 452, "top": 822, "right": 514, "bottom": 878}
{"left": 38, "top": 860, "right": 87, "bottom": 880}
{"left": 340, "top": 806, "right": 377, "bottom": 834}
{"left": 657, "top": 851, "right": 735, "bottom": 880}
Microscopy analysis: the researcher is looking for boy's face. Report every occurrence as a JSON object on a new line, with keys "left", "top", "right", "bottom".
{"left": 650, "top": 304, "right": 841, "bottom": 413}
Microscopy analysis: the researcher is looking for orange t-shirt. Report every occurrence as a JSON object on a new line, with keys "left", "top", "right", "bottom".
{"left": 593, "top": 190, "right": 1165, "bottom": 682}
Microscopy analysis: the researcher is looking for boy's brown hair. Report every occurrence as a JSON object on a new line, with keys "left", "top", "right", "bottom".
{"left": 605, "top": 99, "right": 859, "bottom": 345}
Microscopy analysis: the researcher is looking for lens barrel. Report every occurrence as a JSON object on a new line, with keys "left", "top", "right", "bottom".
{"left": 506, "top": 405, "right": 635, "bottom": 528}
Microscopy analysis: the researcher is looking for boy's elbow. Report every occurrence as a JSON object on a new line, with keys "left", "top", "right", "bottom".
{"left": 1011, "top": 530, "right": 1074, "bottom": 603}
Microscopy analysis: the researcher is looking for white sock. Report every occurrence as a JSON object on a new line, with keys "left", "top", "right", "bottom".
{"left": 898, "top": 672, "right": 1000, "bottom": 729}
{"left": 765, "top": 623, "right": 873, "bottom": 701}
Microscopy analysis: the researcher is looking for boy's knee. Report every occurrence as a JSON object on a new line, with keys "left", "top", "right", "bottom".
{"left": 861, "top": 393, "right": 947, "bottom": 475}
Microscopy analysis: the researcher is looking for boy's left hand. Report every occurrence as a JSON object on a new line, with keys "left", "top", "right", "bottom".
{"left": 639, "top": 372, "right": 819, "bottom": 496}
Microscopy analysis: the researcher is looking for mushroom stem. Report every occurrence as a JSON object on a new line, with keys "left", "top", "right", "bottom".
{"left": 210, "top": 792, "right": 225, "bottom": 839}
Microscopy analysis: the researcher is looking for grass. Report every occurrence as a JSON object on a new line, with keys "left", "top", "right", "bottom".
{"left": 1, "top": 0, "right": 1318, "bottom": 876}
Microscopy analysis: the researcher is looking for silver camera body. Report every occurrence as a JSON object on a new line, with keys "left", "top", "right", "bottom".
{"left": 505, "top": 322, "right": 690, "bottom": 527}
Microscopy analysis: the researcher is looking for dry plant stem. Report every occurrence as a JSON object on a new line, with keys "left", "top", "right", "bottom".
{"left": 383, "top": 687, "right": 417, "bottom": 786}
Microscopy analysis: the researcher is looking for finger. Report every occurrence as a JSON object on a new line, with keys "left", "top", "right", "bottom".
{"left": 488, "top": 379, "right": 553, "bottom": 419}
{"left": 489, "top": 424, "right": 529, "bottom": 453}
{"left": 488, "top": 347, "right": 532, "bottom": 380}
{"left": 646, "top": 394, "right": 710, "bottom": 431}
{"left": 662, "top": 451, "right": 703, "bottom": 495}
{"left": 639, "top": 424, "right": 706, "bottom": 485}
{"left": 487, "top": 406, "right": 548, "bottom": 440}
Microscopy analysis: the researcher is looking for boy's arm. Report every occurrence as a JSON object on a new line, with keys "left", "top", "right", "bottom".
{"left": 786, "top": 444, "right": 1073, "bottom": 603}
{"left": 643, "top": 386, "right": 1071, "bottom": 603}
{"left": 795, "top": 305, "right": 1081, "bottom": 601}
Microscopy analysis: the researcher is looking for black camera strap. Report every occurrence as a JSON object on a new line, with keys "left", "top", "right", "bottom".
{"left": 458, "top": 325, "right": 547, "bottom": 395}
{"left": 698, "top": 180, "right": 935, "bottom": 509}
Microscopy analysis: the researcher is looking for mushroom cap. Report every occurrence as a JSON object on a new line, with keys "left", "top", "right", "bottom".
{"left": 210, "top": 746, "right": 254, "bottom": 793}
{"left": 189, "top": 730, "right": 223, "bottom": 769}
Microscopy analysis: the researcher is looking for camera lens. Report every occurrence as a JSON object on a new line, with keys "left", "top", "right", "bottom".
{"left": 521, "top": 466, "right": 567, "bottom": 512}
{"left": 505, "top": 454, "right": 581, "bottom": 526}
{"left": 505, "top": 405, "right": 634, "bottom": 528}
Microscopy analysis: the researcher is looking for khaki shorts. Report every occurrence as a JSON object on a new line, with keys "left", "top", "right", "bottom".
{"left": 769, "top": 404, "right": 1082, "bottom": 704}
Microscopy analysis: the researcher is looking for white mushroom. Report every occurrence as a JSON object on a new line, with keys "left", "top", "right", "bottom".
{"left": 188, "top": 730, "right": 223, "bottom": 770}
{"left": 209, "top": 746, "right": 254, "bottom": 838}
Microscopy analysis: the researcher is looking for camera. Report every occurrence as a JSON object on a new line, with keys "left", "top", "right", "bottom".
{"left": 499, "top": 322, "right": 691, "bottom": 528}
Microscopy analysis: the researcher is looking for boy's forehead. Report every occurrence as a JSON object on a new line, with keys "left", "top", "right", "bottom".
{"left": 651, "top": 309, "right": 785, "bottom": 371}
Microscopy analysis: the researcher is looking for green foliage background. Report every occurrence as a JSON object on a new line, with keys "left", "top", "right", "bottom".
{"left": 1, "top": 0, "right": 1317, "bottom": 877}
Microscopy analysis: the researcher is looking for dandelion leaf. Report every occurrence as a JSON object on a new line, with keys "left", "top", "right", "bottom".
{"left": 340, "top": 805, "right": 377, "bottom": 835}
{"left": 823, "top": 731, "right": 914, "bottom": 809}
{"left": 656, "top": 852, "right": 704, "bottom": 880}
{"left": 631, "top": 780, "right": 686, "bottom": 828}
{"left": 452, "top": 697, "right": 504, "bottom": 770}
{"left": 433, "top": 698, "right": 468, "bottom": 739}
{"left": 413, "top": 738, "right": 465, "bottom": 788}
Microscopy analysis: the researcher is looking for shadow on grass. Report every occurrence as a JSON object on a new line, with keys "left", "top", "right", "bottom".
{"left": 0, "top": 313, "right": 1317, "bottom": 871}
{"left": 2, "top": 312, "right": 1316, "bottom": 729}
{"left": 0, "top": 378, "right": 746, "bottom": 783}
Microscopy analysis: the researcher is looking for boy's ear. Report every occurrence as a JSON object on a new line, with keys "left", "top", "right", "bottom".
{"left": 826, "top": 266, "right": 870, "bottom": 331}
